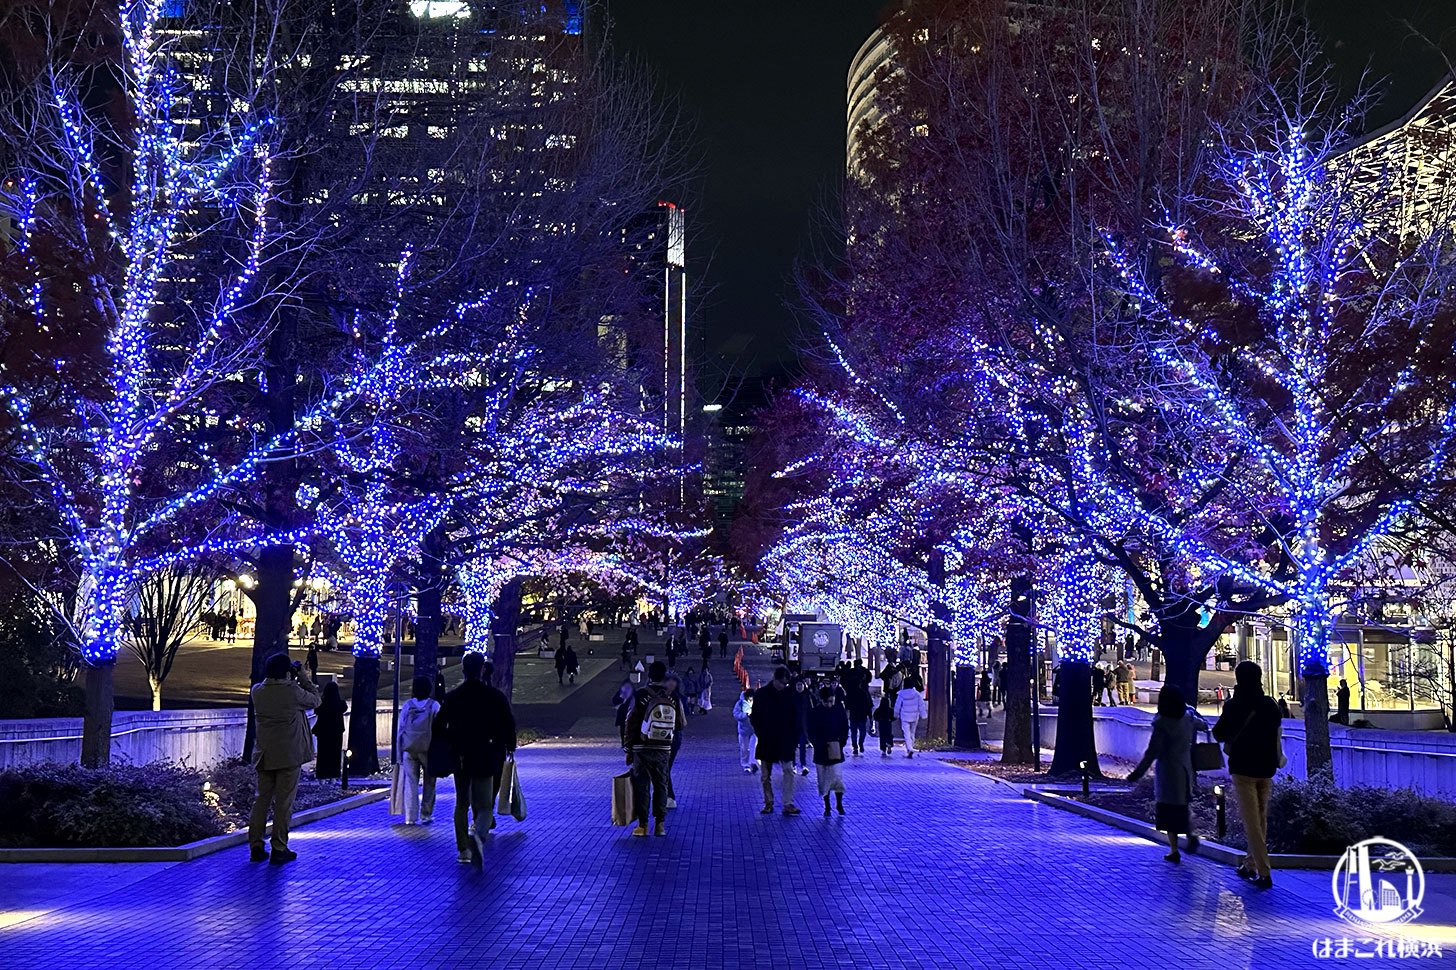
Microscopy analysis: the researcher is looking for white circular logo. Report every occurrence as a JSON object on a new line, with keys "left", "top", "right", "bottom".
{"left": 1332, "top": 838, "right": 1425, "bottom": 925}
{"left": 813, "top": 631, "right": 830, "bottom": 649}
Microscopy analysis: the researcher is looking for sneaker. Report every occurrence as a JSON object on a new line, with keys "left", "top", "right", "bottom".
{"left": 782, "top": 805, "right": 801, "bottom": 816}
{"left": 631, "top": 824, "right": 648, "bottom": 837}
{"left": 456, "top": 851, "right": 472, "bottom": 864}
{"left": 653, "top": 820, "right": 666, "bottom": 837}
{"left": 268, "top": 847, "right": 298, "bottom": 865}
{"left": 249, "top": 845, "right": 268, "bottom": 863}
{"left": 760, "top": 805, "right": 775, "bottom": 814}
{"left": 1164, "top": 852, "right": 1181, "bottom": 863}
{"left": 421, "top": 815, "right": 433, "bottom": 825}
{"left": 743, "top": 767, "right": 753, "bottom": 774}
{"left": 666, "top": 798, "right": 677, "bottom": 810}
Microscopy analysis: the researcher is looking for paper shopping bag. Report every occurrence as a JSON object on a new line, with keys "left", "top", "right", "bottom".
{"left": 611, "top": 770, "right": 634, "bottom": 826}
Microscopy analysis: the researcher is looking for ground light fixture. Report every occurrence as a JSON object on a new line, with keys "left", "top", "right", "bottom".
{"left": 1079, "top": 760, "right": 1090, "bottom": 796}
{"left": 1214, "top": 784, "right": 1226, "bottom": 841}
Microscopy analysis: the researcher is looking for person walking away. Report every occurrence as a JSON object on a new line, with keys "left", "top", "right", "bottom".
{"left": 807, "top": 685, "right": 849, "bottom": 816}
{"left": 248, "top": 655, "right": 320, "bottom": 863}
{"left": 1120, "top": 661, "right": 1136, "bottom": 705}
{"left": 1091, "top": 664, "right": 1107, "bottom": 707}
{"left": 719, "top": 627, "right": 730, "bottom": 659}
{"left": 733, "top": 688, "right": 757, "bottom": 772}
{"left": 874, "top": 692, "right": 895, "bottom": 756}
{"left": 750, "top": 666, "right": 802, "bottom": 815}
{"left": 793, "top": 677, "right": 813, "bottom": 776}
{"left": 620, "top": 640, "right": 632, "bottom": 671}
{"left": 305, "top": 641, "right": 319, "bottom": 681}
{"left": 682, "top": 668, "right": 700, "bottom": 717}
{"left": 397, "top": 676, "right": 440, "bottom": 825}
{"left": 846, "top": 679, "right": 872, "bottom": 755}
{"left": 565, "top": 644, "right": 580, "bottom": 685}
{"left": 1105, "top": 664, "right": 1120, "bottom": 706}
{"left": 625, "top": 661, "right": 684, "bottom": 836}
{"left": 311, "top": 680, "right": 347, "bottom": 780}
{"left": 1212, "top": 660, "right": 1283, "bottom": 889}
{"left": 554, "top": 644, "right": 568, "bottom": 686}
{"left": 1126, "top": 685, "right": 1200, "bottom": 862}
{"left": 699, "top": 665, "right": 714, "bottom": 713}
{"left": 978, "top": 668, "right": 992, "bottom": 720}
{"left": 701, "top": 638, "right": 713, "bottom": 669}
{"left": 436, "top": 652, "right": 517, "bottom": 864}
{"left": 894, "top": 681, "right": 926, "bottom": 758}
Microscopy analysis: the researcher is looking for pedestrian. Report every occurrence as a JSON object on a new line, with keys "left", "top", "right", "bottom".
{"left": 1120, "top": 661, "right": 1136, "bottom": 705}
{"left": 226, "top": 611, "right": 238, "bottom": 643}
{"left": 1126, "top": 684, "right": 1200, "bottom": 862}
{"left": 750, "top": 666, "right": 802, "bottom": 815}
{"left": 554, "top": 644, "right": 568, "bottom": 686}
{"left": 565, "top": 644, "right": 579, "bottom": 685}
{"left": 311, "top": 680, "right": 347, "bottom": 780}
{"left": 978, "top": 668, "right": 992, "bottom": 719}
{"left": 1212, "top": 660, "right": 1284, "bottom": 890}
{"left": 620, "top": 640, "right": 632, "bottom": 670}
{"left": 1277, "top": 694, "right": 1292, "bottom": 719}
{"left": 793, "top": 676, "right": 813, "bottom": 776}
{"left": 1105, "top": 664, "right": 1121, "bottom": 706}
{"left": 894, "top": 680, "right": 926, "bottom": 758}
{"left": 1334, "top": 679, "right": 1351, "bottom": 725}
{"left": 1091, "top": 664, "right": 1107, "bottom": 706}
{"left": 397, "top": 676, "right": 440, "bottom": 825}
{"left": 700, "top": 638, "right": 713, "bottom": 669}
{"left": 874, "top": 691, "right": 895, "bottom": 756}
{"left": 733, "top": 687, "right": 757, "bottom": 772}
{"left": 436, "top": 652, "right": 517, "bottom": 865}
{"left": 248, "top": 654, "right": 320, "bottom": 864}
{"left": 310, "top": 615, "right": 322, "bottom": 645}
{"left": 846, "top": 678, "right": 872, "bottom": 755}
{"left": 663, "top": 673, "right": 686, "bottom": 808}
{"left": 613, "top": 679, "right": 635, "bottom": 746}
{"left": 625, "top": 661, "right": 684, "bottom": 837}
{"left": 699, "top": 665, "right": 714, "bottom": 713}
{"left": 305, "top": 640, "right": 319, "bottom": 680}
{"left": 683, "top": 667, "right": 700, "bottom": 716}
{"left": 807, "top": 685, "right": 849, "bottom": 817}
{"left": 719, "top": 627, "right": 729, "bottom": 659}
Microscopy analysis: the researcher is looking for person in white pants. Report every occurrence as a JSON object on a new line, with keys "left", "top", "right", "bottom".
{"left": 733, "top": 688, "right": 757, "bottom": 773}
{"left": 894, "top": 683, "right": 927, "bottom": 758}
{"left": 396, "top": 677, "right": 440, "bottom": 824}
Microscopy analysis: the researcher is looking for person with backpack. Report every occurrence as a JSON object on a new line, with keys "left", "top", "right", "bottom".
{"left": 749, "top": 666, "right": 801, "bottom": 815}
{"left": 397, "top": 676, "right": 440, "bottom": 825}
{"left": 436, "top": 653, "right": 517, "bottom": 864}
{"left": 733, "top": 687, "right": 757, "bottom": 772}
{"left": 1212, "top": 660, "right": 1284, "bottom": 890}
{"left": 625, "top": 661, "right": 685, "bottom": 837}
{"left": 808, "top": 685, "right": 849, "bottom": 816}
{"left": 874, "top": 692, "right": 895, "bottom": 756}
{"left": 894, "top": 680, "right": 927, "bottom": 758}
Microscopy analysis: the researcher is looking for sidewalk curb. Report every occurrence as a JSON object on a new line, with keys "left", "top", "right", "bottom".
{"left": 0, "top": 790, "right": 387, "bottom": 864}
{"left": 1020, "top": 787, "right": 1456, "bottom": 872}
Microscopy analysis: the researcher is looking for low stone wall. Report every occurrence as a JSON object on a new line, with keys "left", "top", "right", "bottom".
{"left": 0, "top": 704, "right": 399, "bottom": 769}
{"left": 1037, "top": 707, "right": 1456, "bottom": 799}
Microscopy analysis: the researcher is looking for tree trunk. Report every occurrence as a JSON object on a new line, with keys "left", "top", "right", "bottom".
{"left": 80, "top": 662, "right": 115, "bottom": 767}
{"left": 347, "top": 655, "right": 381, "bottom": 776}
{"left": 150, "top": 676, "right": 162, "bottom": 712}
{"left": 1001, "top": 572, "right": 1035, "bottom": 765}
{"left": 926, "top": 551, "right": 950, "bottom": 739}
{"left": 1048, "top": 661, "right": 1101, "bottom": 778}
{"left": 1303, "top": 671, "right": 1333, "bottom": 781}
{"left": 411, "top": 529, "right": 447, "bottom": 681}
{"left": 242, "top": 542, "right": 296, "bottom": 763}
{"left": 1156, "top": 608, "right": 1223, "bottom": 704}
{"left": 953, "top": 665, "right": 981, "bottom": 750}
{"left": 490, "top": 578, "right": 524, "bottom": 697}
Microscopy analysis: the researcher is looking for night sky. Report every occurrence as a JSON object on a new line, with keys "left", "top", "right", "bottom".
{"left": 606, "top": 0, "right": 1456, "bottom": 399}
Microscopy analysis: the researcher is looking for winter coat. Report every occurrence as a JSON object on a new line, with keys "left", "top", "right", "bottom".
{"left": 846, "top": 687, "right": 873, "bottom": 721}
{"left": 252, "top": 673, "right": 321, "bottom": 770}
{"left": 894, "top": 687, "right": 926, "bottom": 722}
{"left": 397, "top": 697, "right": 440, "bottom": 756}
{"left": 749, "top": 682, "right": 799, "bottom": 763}
{"left": 1212, "top": 689, "right": 1283, "bottom": 779}
{"left": 436, "top": 679, "right": 517, "bottom": 779}
{"left": 807, "top": 704, "right": 850, "bottom": 765}
{"left": 1130, "top": 713, "right": 1197, "bottom": 806}
{"left": 733, "top": 695, "right": 754, "bottom": 734}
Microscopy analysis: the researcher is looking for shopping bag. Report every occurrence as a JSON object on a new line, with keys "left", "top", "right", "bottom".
{"left": 509, "top": 774, "right": 527, "bottom": 822}
{"left": 388, "top": 762, "right": 405, "bottom": 815}
{"left": 825, "top": 741, "right": 845, "bottom": 764}
{"left": 611, "top": 770, "right": 634, "bottom": 826}
{"left": 496, "top": 758, "right": 518, "bottom": 815}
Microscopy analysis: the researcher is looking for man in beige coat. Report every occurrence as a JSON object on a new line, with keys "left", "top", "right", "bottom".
{"left": 249, "top": 653, "right": 321, "bottom": 863}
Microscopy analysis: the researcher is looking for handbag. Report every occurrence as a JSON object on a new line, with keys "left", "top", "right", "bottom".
{"left": 1192, "top": 728, "right": 1224, "bottom": 772}
{"left": 825, "top": 741, "right": 845, "bottom": 764}
{"left": 388, "top": 762, "right": 405, "bottom": 815}
{"left": 496, "top": 758, "right": 518, "bottom": 815}
{"left": 612, "top": 770, "right": 635, "bottom": 826}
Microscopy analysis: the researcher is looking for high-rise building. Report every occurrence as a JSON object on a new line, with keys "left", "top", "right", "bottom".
{"left": 702, "top": 401, "right": 753, "bottom": 529}
{"left": 616, "top": 201, "right": 689, "bottom": 440}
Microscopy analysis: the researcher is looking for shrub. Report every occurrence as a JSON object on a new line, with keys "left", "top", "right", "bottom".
{"left": 1262, "top": 779, "right": 1456, "bottom": 857}
{"left": 0, "top": 762, "right": 226, "bottom": 848}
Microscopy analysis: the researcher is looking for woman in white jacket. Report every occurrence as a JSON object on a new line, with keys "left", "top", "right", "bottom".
{"left": 396, "top": 676, "right": 441, "bottom": 824}
{"left": 893, "top": 684, "right": 927, "bottom": 758}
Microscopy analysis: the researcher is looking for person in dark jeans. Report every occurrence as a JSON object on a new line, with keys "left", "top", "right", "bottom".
{"left": 436, "top": 653, "right": 517, "bottom": 865}
{"left": 846, "top": 679, "right": 872, "bottom": 756}
{"left": 625, "top": 661, "right": 685, "bottom": 837}
{"left": 719, "top": 628, "right": 730, "bottom": 658}
{"left": 793, "top": 677, "right": 813, "bottom": 776}
{"left": 1212, "top": 661, "right": 1283, "bottom": 889}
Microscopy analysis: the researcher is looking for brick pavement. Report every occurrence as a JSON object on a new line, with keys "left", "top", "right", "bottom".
{"left": 3, "top": 737, "right": 1454, "bottom": 969}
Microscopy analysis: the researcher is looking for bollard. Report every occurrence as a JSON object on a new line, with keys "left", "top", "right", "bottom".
{"left": 1214, "top": 784, "right": 1226, "bottom": 841}
{"left": 342, "top": 749, "right": 352, "bottom": 790}
{"left": 1079, "top": 760, "right": 1090, "bottom": 797}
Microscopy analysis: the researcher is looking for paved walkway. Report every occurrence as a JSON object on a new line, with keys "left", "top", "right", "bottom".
{"left": 4, "top": 736, "right": 1453, "bottom": 969}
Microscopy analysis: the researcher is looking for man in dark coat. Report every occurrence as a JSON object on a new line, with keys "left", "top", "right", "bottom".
{"left": 845, "top": 678, "right": 873, "bottom": 755}
{"left": 1212, "top": 661, "right": 1283, "bottom": 890}
{"left": 436, "top": 652, "right": 517, "bottom": 864}
{"left": 625, "top": 661, "right": 685, "bottom": 837}
{"left": 749, "top": 666, "right": 801, "bottom": 815}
